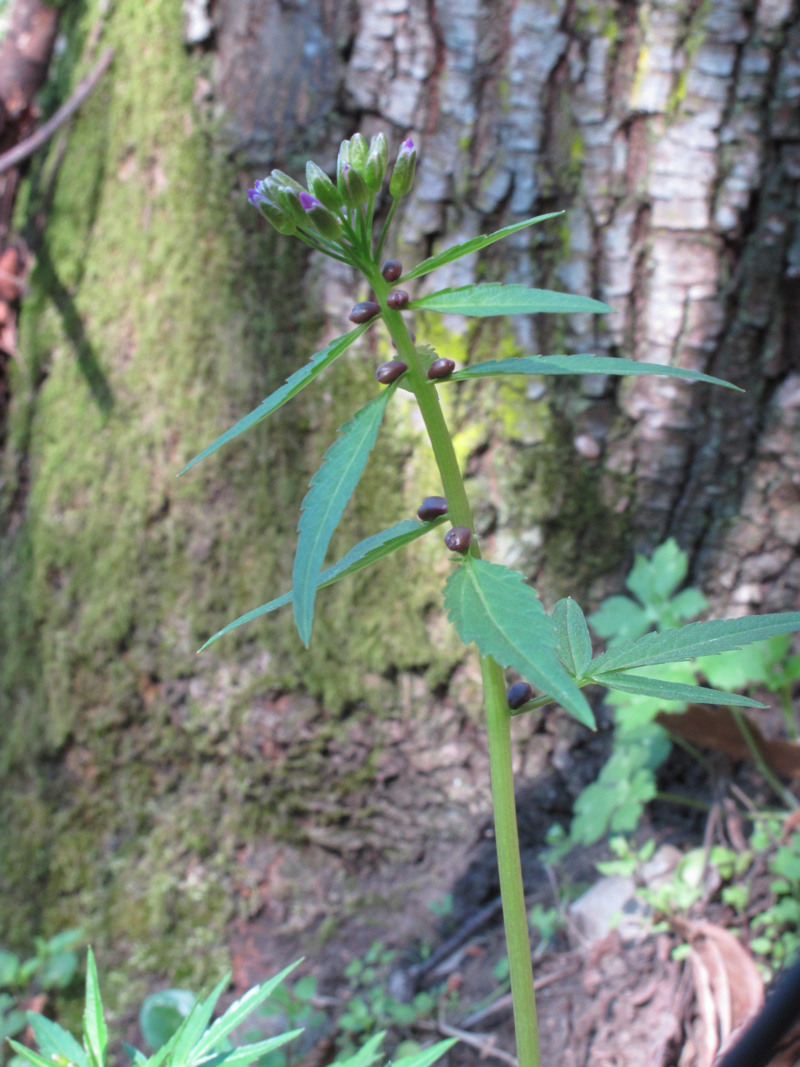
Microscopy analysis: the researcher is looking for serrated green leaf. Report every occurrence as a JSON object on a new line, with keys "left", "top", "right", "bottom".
{"left": 179, "top": 323, "right": 372, "bottom": 475}
{"left": 193, "top": 1029, "right": 303, "bottom": 1067}
{"left": 83, "top": 949, "right": 107, "bottom": 1067}
{"left": 409, "top": 284, "right": 612, "bottom": 317}
{"left": 199, "top": 516, "right": 446, "bottom": 650}
{"left": 26, "top": 1013, "right": 88, "bottom": 1067}
{"left": 399, "top": 214, "right": 563, "bottom": 282}
{"left": 551, "top": 598, "right": 593, "bottom": 678}
{"left": 7, "top": 1039, "right": 58, "bottom": 1067}
{"left": 593, "top": 672, "right": 767, "bottom": 707}
{"left": 443, "top": 558, "right": 595, "bottom": 727}
{"left": 589, "top": 613, "right": 800, "bottom": 675}
{"left": 393, "top": 1038, "right": 459, "bottom": 1067}
{"left": 292, "top": 387, "right": 397, "bottom": 646}
{"left": 189, "top": 961, "right": 302, "bottom": 1061}
{"left": 446, "top": 354, "right": 740, "bottom": 390}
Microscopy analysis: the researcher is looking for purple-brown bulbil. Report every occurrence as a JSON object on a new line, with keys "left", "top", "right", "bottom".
{"left": 444, "top": 526, "right": 472, "bottom": 554}
{"left": 417, "top": 496, "right": 448, "bottom": 521}
{"left": 375, "top": 360, "right": 407, "bottom": 384}
{"left": 387, "top": 289, "right": 409, "bottom": 310}
{"left": 349, "top": 300, "right": 381, "bottom": 324}
{"left": 381, "top": 260, "right": 403, "bottom": 282}
{"left": 507, "top": 682, "right": 534, "bottom": 710}
{"left": 427, "top": 357, "right": 456, "bottom": 379}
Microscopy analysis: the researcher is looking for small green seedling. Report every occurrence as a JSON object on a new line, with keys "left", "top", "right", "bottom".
{"left": 6, "top": 950, "right": 454, "bottom": 1067}
{"left": 181, "top": 134, "right": 800, "bottom": 1066}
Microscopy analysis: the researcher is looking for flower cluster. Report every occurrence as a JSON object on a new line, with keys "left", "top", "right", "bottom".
{"left": 247, "top": 134, "right": 417, "bottom": 268}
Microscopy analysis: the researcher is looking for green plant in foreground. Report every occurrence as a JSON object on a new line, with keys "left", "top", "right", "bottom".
{"left": 9, "top": 951, "right": 454, "bottom": 1067}
{"left": 0, "top": 930, "right": 84, "bottom": 1059}
{"left": 564, "top": 540, "right": 800, "bottom": 850}
{"left": 179, "top": 134, "right": 800, "bottom": 1066}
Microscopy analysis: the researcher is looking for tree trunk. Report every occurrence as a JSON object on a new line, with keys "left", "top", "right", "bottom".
{"left": 0, "top": 0, "right": 797, "bottom": 1004}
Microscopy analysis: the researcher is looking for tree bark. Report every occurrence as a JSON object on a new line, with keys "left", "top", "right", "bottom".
{"left": 0, "top": 0, "right": 798, "bottom": 1006}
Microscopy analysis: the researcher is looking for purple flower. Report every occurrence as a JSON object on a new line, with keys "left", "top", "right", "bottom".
{"left": 299, "top": 192, "right": 322, "bottom": 212}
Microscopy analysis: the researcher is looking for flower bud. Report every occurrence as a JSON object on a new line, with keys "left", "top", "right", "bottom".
{"left": 387, "top": 290, "right": 409, "bottom": 310}
{"left": 507, "top": 682, "right": 535, "bottom": 710}
{"left": 349, "top": 301, "right": 381, "bottom": 324}
{"left": 339, "top": 162, "right": 369, "bottom": 209}
{"left": 375, "top": 360, "right": 407, "bottom": 384}
{"left": 427, "top": 357, "right": 456, "bottom": 379}
{"left": 381, "top": 260, "right": 403, "bottom": 282}
{"left": 389, "top": 138, "right": 417, "bottom": 198}
{"left": 275, "top": 185, "right": 312, "bottom": 227}
{"left": 444, "top": 526, "right": 472, "bottom": 554}
{"left": 306, "top": 161, "right": 344, "bottom": 213}
{"left": 417, "top": 496, "right": 448, "bottom": 521}
{"left": 247, "top": 187, "right": 297, "bottom": 235}
{"left": 364, "top": 132, "right": 389, "bottom": 191}
{"left": 270, "top": 168, "right": 305, "bottom": 193}
{"left": 298, "top": 192, "right": 343, "bottom": 241}
{"left": 348, "top": 132, "right": 368, "bottom": 172}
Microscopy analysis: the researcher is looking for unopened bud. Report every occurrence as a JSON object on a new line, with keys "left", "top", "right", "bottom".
{"left": 444, "top": 526, "right": 472, "bottom": 554}
{"left": 275, "top": 185, "right": 312, "bottom": 227}
{"left": 248, "top": 186, "right": 297, "bottom": 235}
{"left": 298, "top": 192, "right": 343, "bottom": 241}
{"left": 381, "top": 260, "right": 403, "bottom": 282}
{"left": 387, "top": 290, "right": 409, "bottom": 310}
{"left": 270, "top": 169, "right": 305, "bottom": 193}
{"left": 375, "top": 360, "right": 407, "bottom": 384}
{"left": 348, "top": 132, "right": 368, "bottom": 171}
{"left": 427, "top": 357, "right": 456, "bottom": 380}
{"left": 417, "top": 496, "right": 448, "bottom": 521}
{"left": 306, "top": 161, "right": 344, "bottom": 213}
{"left": 349, "top": 301, "right": 381, "bottom": 324}
{"left": 389, "top": 138, "right": 417, "bottom": 198}
{"left": 507, "top": 682, "right": 534, "bottom": 710}
{"left": 364, "top": 132, "right": 389, "bottom": 191}
{"left": 339, "top": 163, "right": 369, "bottom": 209}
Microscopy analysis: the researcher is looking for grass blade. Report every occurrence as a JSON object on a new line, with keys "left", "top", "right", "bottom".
{"left": 409, "top": 284, "right": 613, "bottom": 317}
{"left": 443, "top": 558, "right": 595, "bottom": 727}
{"left": 199, "top": 516, "right": 446, "bottom": 650}
{"left": 399, "top": 213, "right": 563, "bottom": 282}
{"left": 448, "top": 354, "right": 741, "bottom": 390}
{"left": 590, "top": 613, "right": 800, "bottom": 674}
{"left": 179, "top": 323, "right": 372, "bottom": 475}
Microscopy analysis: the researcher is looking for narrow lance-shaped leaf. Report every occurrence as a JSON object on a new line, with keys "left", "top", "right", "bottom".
{"left": 596, "top": 672, "right": 767, "bottom": 708}
{"left": 197, "top": 1030, "right": 304, "bottom": 1067}
{"left": 189, "top": 961, "right": 303, "bottom": 1061}
{"left": 199, "top": 516, "right": 447, "bottom": 651}
{"left": 6, "top": 1042, "right": 56, "bottom": 1067}
{"left": 409, "top": 283, "right": 613, "bottom": 317}
{"left": 25, "top": 1014, "right": 89, "bottom": 1067}
{"left": 399, "top": 213, "right": 564, "bottom": 282}
{"left": 589, "top": 612, "right": 800, "bottom": 675}
{"left": 168, "top": 975, "right": 227, "bottom": 1067}
{"left": 551, "top": 598, "right": 593, "bottom": 678}
{"left": 447, "top": 354, "right": 741, "bottom": 391}
{"left": 443, "top": 558, "right": 595, "bottom": 728}
{"left": 179, "top": 322, "right": 373, "bottom": 475}
{"left": 293, "top": 385, "right": 399, "bottom": 645}
{"left": 83, "top": 949, "right": 107, "bottom": 1067}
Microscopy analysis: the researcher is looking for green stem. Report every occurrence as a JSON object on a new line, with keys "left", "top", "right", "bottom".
{"left": 375, "top": 285, "right": 540, "bottom": 1067}
{"left": 730, "top": 707, "right": 799, "bottom": 811}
